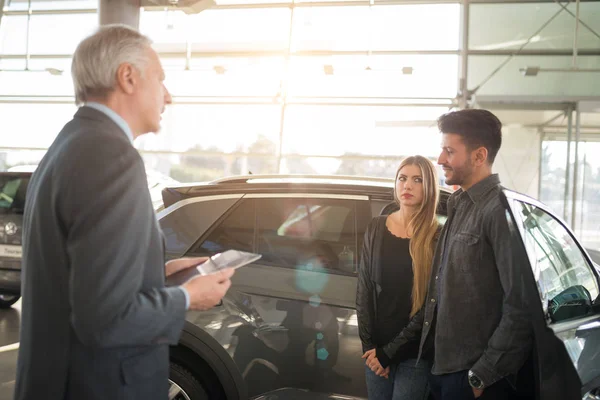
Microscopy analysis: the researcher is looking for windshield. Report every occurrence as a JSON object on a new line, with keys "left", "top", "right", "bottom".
{"left": 0, "top": 176, "right": 29, "bottom": 214}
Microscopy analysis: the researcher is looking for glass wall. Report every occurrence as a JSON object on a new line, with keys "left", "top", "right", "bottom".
{"left": 0, "top": 0, "right": 461, "bottom": 181}
{"left": 541, "top": 139, "right": 600, "bottom": 250}
{"left": 1, "top": 0, "right": 599, "bottom": 200}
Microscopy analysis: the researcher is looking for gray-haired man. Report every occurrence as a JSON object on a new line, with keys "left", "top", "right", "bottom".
{"left": 15, "top": 25, "right": 233, "bottom": 400}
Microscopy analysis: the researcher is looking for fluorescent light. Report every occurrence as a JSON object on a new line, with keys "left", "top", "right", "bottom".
{"left": 520, "top": 66, "right": 600, "bottom": 76}
{"left": 520, "top": 66, "right": 540, "bottom": 76}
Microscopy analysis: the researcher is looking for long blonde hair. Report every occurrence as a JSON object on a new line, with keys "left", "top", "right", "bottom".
{"left": 394, "top": 156, "right": 440, "bottom": 317}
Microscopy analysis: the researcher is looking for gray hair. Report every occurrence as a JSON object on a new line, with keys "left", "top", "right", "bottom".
{"left": 71, "top": 24, "right": 153, "bottom": 105}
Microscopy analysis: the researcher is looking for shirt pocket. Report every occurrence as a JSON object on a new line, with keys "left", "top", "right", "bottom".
{"left": 452, "top": 231, "right": 481, "bottom": 272}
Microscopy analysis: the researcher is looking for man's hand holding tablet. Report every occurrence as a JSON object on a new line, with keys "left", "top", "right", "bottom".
{"left": 164, "top": 250, "right": 261, "bottom": 311}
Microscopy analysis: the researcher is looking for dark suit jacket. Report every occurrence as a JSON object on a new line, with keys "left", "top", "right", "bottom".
{"left": 15, "top": 107, "right": 187, "bottom": 400}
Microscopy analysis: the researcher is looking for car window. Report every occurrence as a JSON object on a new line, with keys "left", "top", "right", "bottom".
{"left": 515, "top": 201, "right": 599, "bottom": 321}
{"left": 0, "top": 176, "right": 28, "bottom": 213}
{"left": 192, "top": 199, "right": 256, "bottom": 256}
{"left": 256, "top": 198, "right": 358, "bottom": 275}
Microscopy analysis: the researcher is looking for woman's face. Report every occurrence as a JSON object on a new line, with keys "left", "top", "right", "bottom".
{"left": 396, "top": 164, "right": 425, "bottom": 208}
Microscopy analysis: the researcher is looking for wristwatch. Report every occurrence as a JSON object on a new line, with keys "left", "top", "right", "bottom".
{"left": 468, "top": 370, "right": 485, "bottom": 390}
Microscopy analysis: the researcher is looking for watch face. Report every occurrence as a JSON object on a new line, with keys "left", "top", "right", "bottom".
{"left": 469, "top": 373, "right": 484, "bottom": 389}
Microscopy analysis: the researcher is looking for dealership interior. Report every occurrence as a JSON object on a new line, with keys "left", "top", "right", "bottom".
{"left": 1, "top": 0, "right": 600, "bottom": 399}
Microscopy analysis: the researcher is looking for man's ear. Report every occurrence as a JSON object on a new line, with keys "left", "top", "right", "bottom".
{"left": 115, "top": 63, "right": 137, "bottom": 95}
{"left": 473, "top": 146, "right": 488, "bottom": 166}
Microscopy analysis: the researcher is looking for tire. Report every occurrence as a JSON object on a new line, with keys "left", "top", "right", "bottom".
{"left": 169, "top": 362, "right": 209, "bottom": 400}
{"left": 0, "top": 294, "right": 20, "bottom": 309}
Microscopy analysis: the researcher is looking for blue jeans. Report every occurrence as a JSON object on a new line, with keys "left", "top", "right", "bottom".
{"left": 365, "top": 358, "right": 430, "bottom": 400}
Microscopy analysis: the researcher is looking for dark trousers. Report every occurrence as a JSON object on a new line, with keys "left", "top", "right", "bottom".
{"left": 428, "top": 370, "right": 520, "bottom": 400}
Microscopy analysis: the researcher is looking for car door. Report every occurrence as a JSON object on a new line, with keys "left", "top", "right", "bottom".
{"left": 186, "top": 193, "right": 372, "bottom": 398}
{"left": 506, "top": 193, "right": 600, "bottom": 399}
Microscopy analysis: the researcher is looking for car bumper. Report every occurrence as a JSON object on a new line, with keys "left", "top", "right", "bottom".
{"left": 0, "top": 270, "right": 21, "bottom": 294}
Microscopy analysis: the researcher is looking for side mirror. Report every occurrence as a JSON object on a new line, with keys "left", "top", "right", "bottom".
{"left": 592, "top": 293, "right": 600, "bottom": 313}
{"left": 549, "top": 285, "right": 592, "bottom": 323}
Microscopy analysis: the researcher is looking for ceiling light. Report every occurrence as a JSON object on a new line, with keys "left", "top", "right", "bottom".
{"left": 213, "top": 65, "right": 226, "bottom": 75}
{"left": 45, "top": 68, "right": 63, "bottom": 76}
{"left": 520, "top": 66, "right": 540, "bottom": 77}
{"left": 0, "top": 67, "right": 64, "bottom": 76}
{"left": 402, "top": 66, "right": 413, "bottom": 75}
{"left": 323, "top": 65, "right": 334, "bottom": 75}
{"left": 519, "top": 66, "right": 600, "bottom": 76}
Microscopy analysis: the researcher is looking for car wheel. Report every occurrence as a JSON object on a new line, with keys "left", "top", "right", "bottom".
{"left": 169, "top": 362, "right": 209, "bottom": 400}
{"left": 0, "top": 294, "right": 20, "bottom": 308}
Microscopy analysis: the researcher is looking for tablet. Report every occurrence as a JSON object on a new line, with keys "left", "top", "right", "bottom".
{"left": 166, "top": 250, "right": 261, "bottom": 286}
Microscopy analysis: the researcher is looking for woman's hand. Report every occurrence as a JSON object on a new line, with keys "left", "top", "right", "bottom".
{"left": 362, "top": 349, "right": 390, "bottom": 378}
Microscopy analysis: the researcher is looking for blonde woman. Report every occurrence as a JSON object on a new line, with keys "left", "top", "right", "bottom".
{"left": 356, "top": 155, "right": 440, "bottom": 400}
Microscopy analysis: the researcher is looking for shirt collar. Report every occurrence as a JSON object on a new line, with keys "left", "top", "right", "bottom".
{"left": 465, "top": 174, "right": 501, "bottom": 203}
{"left": 448, "top": 174, "right": 501, "bottom": 207}
{"left": 85, "top": 102, "right": 134, "bottom": 145}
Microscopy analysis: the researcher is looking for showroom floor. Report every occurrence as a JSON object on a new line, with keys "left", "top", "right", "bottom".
{"left": 0, "top": 301, "right": 20, "bottom": 399}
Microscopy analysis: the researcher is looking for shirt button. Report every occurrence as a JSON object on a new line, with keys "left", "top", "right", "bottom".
{"left": 424, "top": 321, "right": 430, "bottom": 326}
{"left": 435, "top": 275, "right": 439, "bottom": 280}
{"left": 430, "top": 298, "right": 436, "bottom": 303}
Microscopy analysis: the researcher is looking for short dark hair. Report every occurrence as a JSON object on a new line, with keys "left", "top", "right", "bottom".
{"left": 437, "top": 109, "right": 502, "bottom": 164}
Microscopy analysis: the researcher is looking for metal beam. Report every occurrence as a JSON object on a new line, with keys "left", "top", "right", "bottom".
{"left": 3, "top": 0, "right": 600, "bottom": 15}
{"left": 0, "top": 94, "right": 455, "bottom": 107}
{"left": 145, "top": 0, "right": 600, "bottom": 9}
{"left": 0, "top": 145, "right": 436, "bottom": 163}
{"left": 458, "top": 0, "right": 469, "bottom": 109}
{"left": 3, "top": 49, "right": 600, "bottom": 61}
{"left": 543, "top": 125, "right": 600, "bottom": 130}
{"left": 539, "top": 111, "right": 566, "bottom": 128}
{"left": 3, "top": 8, "right": 97, "bottom": 15}
{"left": 572, "top": 0, "right": 581, "bottom": 68}
{"left": 544, "top": 132, "right": 600, "bottom": 141}
{"left": 160, "top": 48, "right": 600, "bottom": 58}
{"left": 579, "top": 149, "right": 587, "bottom": 237}
{"left": 468, "top": 0, "right": 598, "bottom": 2}
{"left": 563, "top": 106, "right": 572, "bottom": 221}
{"left": 467, "top": 49, "right": 600, "bottom": 56}
{"left": 470, "top": 4, "right": 565, "bottom": 95}
{"left": 99, "top": 0, "right": 140, "bottom": 28}
{"left": 554, "top": 0, "right": 600, "bottom": 42}
{"left": 474, "top": 95, "right": 600, "bottom": 111}
{"left": 276, "top": 3, "right": 296, "bottom": 174}
{"left": 538, "top": 129, "right": 544, "bottom": 200}
{"left": 0, "top": 0, "right": 6, "bottom": 31}
{"left": 571, "top": 102, "right": 581, "bottom": 230}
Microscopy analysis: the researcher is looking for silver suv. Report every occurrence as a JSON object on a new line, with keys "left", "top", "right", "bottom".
{"left": 158, "top": 175, "right": 600, "bottom": 400}
{"left": 0, "top": 173, "right": 29, "bottom": 308}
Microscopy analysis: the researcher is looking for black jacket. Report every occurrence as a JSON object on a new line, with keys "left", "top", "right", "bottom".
{"left": 356, "top": 216, "right": 385, "bottom": 354}
{"left": 356, "top": 215, "right": 437, "bottom": 364}
{"left": 358, "top": 192, "right": 583, "bottom": 399}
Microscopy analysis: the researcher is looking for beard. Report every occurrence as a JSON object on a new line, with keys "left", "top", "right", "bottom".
{"left": 443, "top": 159, "right": 473, "bottom": 186}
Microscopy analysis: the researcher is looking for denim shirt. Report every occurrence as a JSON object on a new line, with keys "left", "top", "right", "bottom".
{"left": 382, "top": 174, "right": 532, "bottom": 388}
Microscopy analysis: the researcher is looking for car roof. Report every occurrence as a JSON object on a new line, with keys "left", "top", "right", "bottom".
{"left": 162, "top": 174, "right": 454, "bottom": 208}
